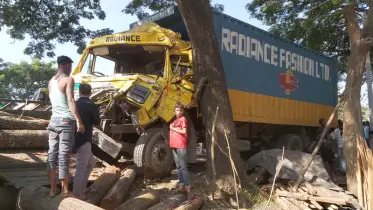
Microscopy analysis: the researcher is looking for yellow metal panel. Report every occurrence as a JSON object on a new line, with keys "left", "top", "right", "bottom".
{"left": 228, "top": 89, "right": 336, "bottom": 127}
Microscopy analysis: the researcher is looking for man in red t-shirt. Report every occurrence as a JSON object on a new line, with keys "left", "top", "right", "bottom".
{"left": 169, "top": 102, "right": 193, "bottom": 199}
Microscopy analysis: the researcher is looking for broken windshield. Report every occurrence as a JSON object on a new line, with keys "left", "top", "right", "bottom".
{"left": 85, "top": 45, "right": 165, "bottom": 76}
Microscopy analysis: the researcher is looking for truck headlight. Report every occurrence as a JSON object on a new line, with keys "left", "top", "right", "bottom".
{"left": 126, "top": 84, "right": 150, "bottom": 104}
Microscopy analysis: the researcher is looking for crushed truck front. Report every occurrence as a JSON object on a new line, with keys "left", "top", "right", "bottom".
{"left": 69, "top": 22, "right": 198, "bottom": 178}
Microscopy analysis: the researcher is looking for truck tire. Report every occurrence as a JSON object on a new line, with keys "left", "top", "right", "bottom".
{"left": 134, "top": 127, "right": 174, "bottom": 178}
{"left": 277, "top": 134, "right": 303, "bottom": 151}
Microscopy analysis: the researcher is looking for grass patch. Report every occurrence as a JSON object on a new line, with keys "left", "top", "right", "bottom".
{"left": 243, "top": 182, "right": 267, "bottom": 204}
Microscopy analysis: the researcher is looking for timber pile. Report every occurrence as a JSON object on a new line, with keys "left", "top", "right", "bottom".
{"left": 12, "top": 163, "right": 205, "bottom": 210}
{"left": 0, "top": 110, "right": 206, "bottom": 209}
{"left": 0, "top": 112, "right": 48, "bottom": 149}
{"left": 273, "top": 182, "right": 362, "bottom": 210}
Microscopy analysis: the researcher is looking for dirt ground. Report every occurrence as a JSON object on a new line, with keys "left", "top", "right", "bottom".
{"left": 120, "top": 157, "right": 281, "bottom": 210}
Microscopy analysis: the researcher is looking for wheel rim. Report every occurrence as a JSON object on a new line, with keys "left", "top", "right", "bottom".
{"left": 150, "top": 138, "right": 171, "bottom": 170}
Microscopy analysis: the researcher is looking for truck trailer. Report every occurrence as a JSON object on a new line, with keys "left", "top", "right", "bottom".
{"left": 127, "top": 6, "right": 338, "bottom": 154}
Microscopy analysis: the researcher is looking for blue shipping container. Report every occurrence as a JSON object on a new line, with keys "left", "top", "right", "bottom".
{"left": 130, "top": 7, "right": 338, "bottom": 126}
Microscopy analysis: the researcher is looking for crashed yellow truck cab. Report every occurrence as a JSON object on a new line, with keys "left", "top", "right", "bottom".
{"left": 71, "top": 22, "right": 195, "bottom": 130}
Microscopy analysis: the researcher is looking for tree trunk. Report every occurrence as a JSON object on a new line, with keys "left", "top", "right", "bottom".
{"left": 0, "top": 130, "right": 48, "bottom": 149}
{"left": 147, "top": 194, "right": 186, "bottom": 210}
{"left": 174, "top": 196, "right": 204, "bottom": 210}
{"left": 114, "top": 189, "right": 161, "bottom": 210}
{"left": 0, "top": 116, "right": 49, "bottom": 130}
{"left": 86, "top": 166, "right": 121, "bottom": 205}
{"left": 176, "top": 0, "right": 246, "bottom": 198}
{"left": 342, "top": 4, "right": 373, "bottom": 198}
{"left": 99, "top": 168, "right": 136, "bottom": 210}
{"left": 16, "top": 186, "right": 104, "bottom": 210}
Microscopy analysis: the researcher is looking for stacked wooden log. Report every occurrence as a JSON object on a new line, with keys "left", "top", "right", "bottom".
{"left": 0, "top": 111, "right": 49, "bottom": 149}
{"left": 16, "top": 165, "right": 205, "bottom": 210}
{"left": 274, "top": 182, "right": 362, "bottom": 210}
{"left": 0, "top": 111, "right": 205, "bottom": 209}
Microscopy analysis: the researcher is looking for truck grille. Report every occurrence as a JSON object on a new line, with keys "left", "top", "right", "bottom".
{"left": 126, "top": 84, "right": 150, "bottom": 104}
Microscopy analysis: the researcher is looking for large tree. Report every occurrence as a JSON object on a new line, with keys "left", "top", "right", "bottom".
{"left": 123, "top": 0, "right": 224, "bottom": 20}
{"left": 123, "top": 0, "right": 247, "bottom": 206}
{"left": 247, "top": 0, "right": 373, "bottom": 201}
{"left": 0, "top": 59, "right": 56, "bottom": 99}
{"left": 246, "top": 0, "right": 372, "bottom": 77}
{"left": 0, "top": 0, "right": 113, "bottom": 58}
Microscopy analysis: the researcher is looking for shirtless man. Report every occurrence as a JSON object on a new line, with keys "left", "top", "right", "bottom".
{"left": 47, "top": 55, "right": 85, "bottom": 197}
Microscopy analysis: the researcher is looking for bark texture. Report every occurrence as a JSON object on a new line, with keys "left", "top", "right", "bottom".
{"left": 2, "top": 110, "right": 51, "bottom": 120}
{"left": 114, "top": 189, "right": 161, "bottom": 210}
{"left": 176, "top": 0, "right": 246, "bottom": 197}
{"left": 0, "top": 185, "right": 17, "bottom": 210}
{"left": 0, "top": 116, "right": 49, "bottom": 130}
{"left": 0, "top": 111, "right": 14, "bottom": 117}
{"left": 343, "top": 3, "right": 373, "bottom": 200}
{"left": 174, "top": 196, "right": 204, "bottom": 210}
{"left": 16, "top": 186, "right": 104, "bottom": 210}
{"left": 86, "top": 167, "right": 121, "bottom": 205}
{"left": 147, "top": 194, "right": 186, "bottom": 210}
{"left": 99, "top": 168, "right": 136, "bottom": 210}
{"left": 0, "top": 130, "right": 48, "bottom": 149}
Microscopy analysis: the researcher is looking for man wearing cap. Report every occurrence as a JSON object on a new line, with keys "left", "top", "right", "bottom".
{"left": 47, "top": 55, "right": 85, "bottom": 198}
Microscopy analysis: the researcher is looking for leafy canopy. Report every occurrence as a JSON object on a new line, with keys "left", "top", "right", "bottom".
{"left": 0, "top": 59, "right": 56, "bottom": 99}
{"left": 0, "top": 0, "right": 113, "bottom": 58}
{"left": 122, "top": 0, "right": 224, "bottom": 20}
{"left": 246, "top": 0, "right": 372, "bottom": 75}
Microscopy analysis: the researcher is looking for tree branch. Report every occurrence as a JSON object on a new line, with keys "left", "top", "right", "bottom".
{"left": 344, "top": 3, "right": 361, "bottom": 42}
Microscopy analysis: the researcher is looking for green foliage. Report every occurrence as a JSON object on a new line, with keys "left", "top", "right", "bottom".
{"left": 0, "top": 0, "right": 113, "bottom": 58}
{"left": 0, "top": 59, "right": 56, "bottom": 99}
{"left": 122, "top": 0, "right": 224, "bottom": 19}
{"left": 246, "top": 0, "right": 372, "bottom": 75}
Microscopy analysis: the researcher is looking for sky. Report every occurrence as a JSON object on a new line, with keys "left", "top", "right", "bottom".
{"left": 0, "top": 0, "right": 371, "bottom": 107}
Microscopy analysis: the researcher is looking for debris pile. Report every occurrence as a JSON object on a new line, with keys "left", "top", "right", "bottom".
{"left": 272, "top": 182, "right": 361, "bottom": 210}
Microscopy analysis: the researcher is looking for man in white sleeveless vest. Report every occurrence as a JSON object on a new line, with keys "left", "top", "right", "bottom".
{"left": 47, "top": 55, "right": 85, "bottom": 198}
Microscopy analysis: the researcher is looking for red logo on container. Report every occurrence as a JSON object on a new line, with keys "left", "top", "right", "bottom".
{"left": 280, "top": 70, "right": 299, "bottom": 95}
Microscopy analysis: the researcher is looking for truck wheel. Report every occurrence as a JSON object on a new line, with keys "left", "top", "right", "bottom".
{"left": 277, "top": 134, "right": 303, "bottom": 151}
{"left": 134, "top": 127, "right": 174, "bottom": 178}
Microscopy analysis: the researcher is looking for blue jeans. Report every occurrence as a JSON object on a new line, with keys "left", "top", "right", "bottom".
{"left": 47, "top": 118, "right": 76, "bottom": 179}
{"left": 172, "top": 148, "right": 190, "bottom": 187}
{"left": 73, "top": 142, "right": 95, "bottom": 196}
